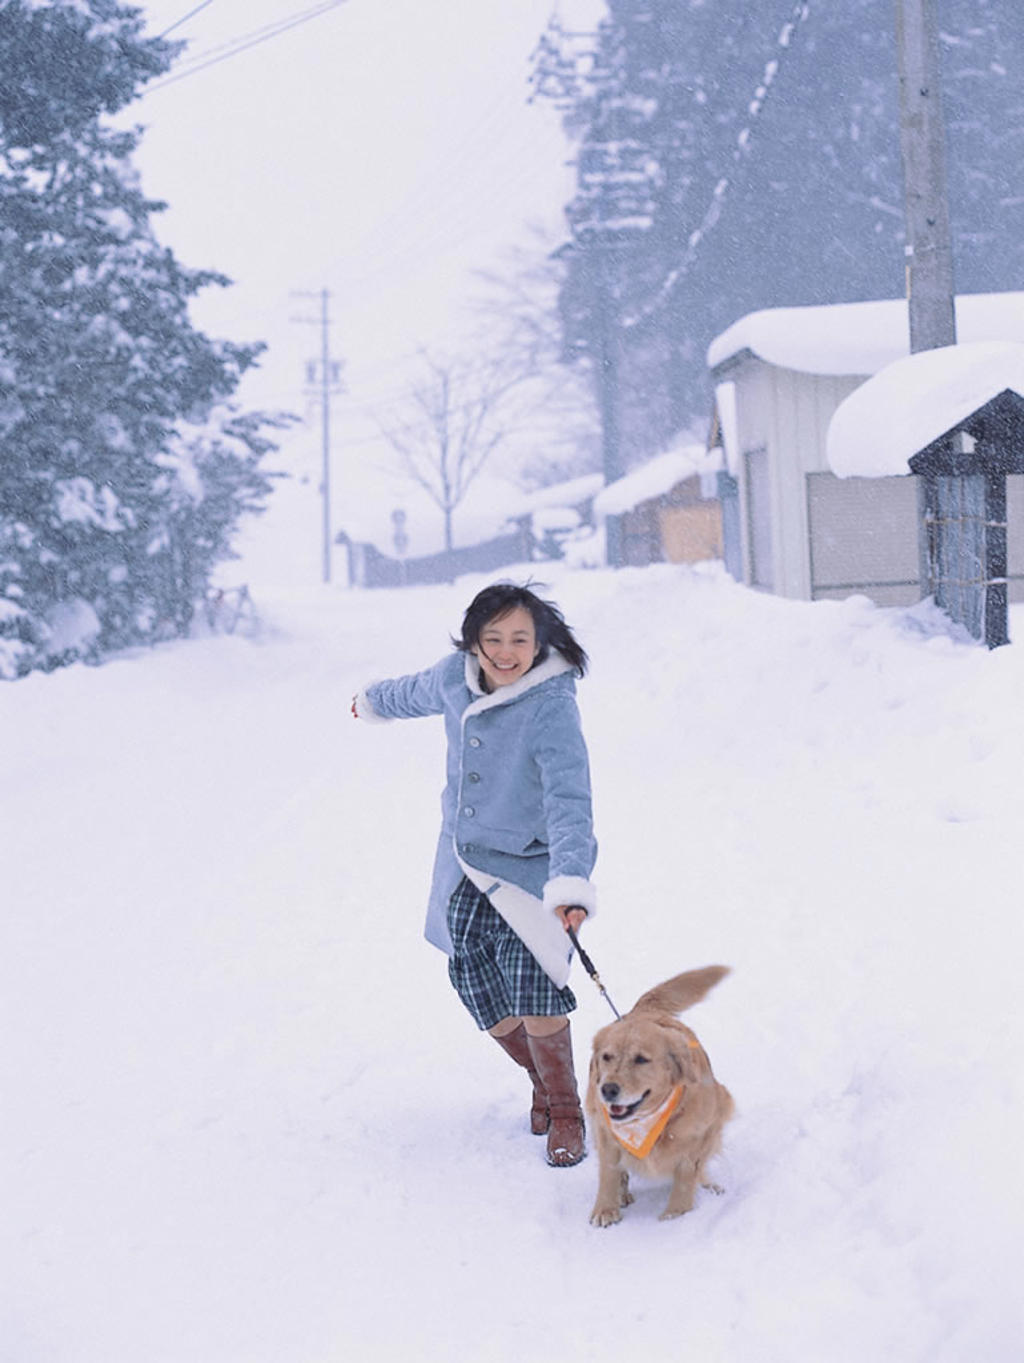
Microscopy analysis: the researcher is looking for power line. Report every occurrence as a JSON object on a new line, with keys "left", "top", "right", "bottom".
{"left": 159, "top": 1, "right": 218, "bottom": 40}
{"left": 146, "top": 1, "right": 350, "bottom": 92}
{"left": 151, "top": 1, "right": 347, "bottom": 87}
{"left": 160, "top": 3, "right": 338, "bottom": 70}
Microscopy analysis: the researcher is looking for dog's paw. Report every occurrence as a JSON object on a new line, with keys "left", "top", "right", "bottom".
{"left": 658, "top": 1206, "right": 690, "bottom": 1221}
{"left": 590, "top": 1205, "right": 623, "bottom": 1228}
{"left": 701, "top": 1181, "right": 725, "bottom": 1196}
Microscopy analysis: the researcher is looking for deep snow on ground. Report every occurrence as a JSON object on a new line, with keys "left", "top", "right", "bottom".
{"left": 3, "top": 562, "right": 1022, "bottom": 1362}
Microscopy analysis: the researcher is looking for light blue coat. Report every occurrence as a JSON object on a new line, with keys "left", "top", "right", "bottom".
{"left": 360, "top": 649, "right": 597, "bottom": 983}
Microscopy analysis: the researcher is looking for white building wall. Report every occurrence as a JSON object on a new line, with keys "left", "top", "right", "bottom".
{"left": 763, "top": 367, "right": 866, "bottom": 600}
{"left": 771, "top": 368, "right": 813, "bottom": 597}
{"left": 719, "top": 352, "right": 920, "bottom": 604}
{"left": 729, "top": 359, "right": 770, "bottom": 589}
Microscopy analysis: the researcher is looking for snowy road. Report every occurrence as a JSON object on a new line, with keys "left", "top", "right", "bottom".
{"left": 2, "top": 564, "right": 1020, "bottom": 1361}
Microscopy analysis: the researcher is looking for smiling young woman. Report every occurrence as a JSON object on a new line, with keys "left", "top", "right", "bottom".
{"left": 352, "top": 582, "right": 597, "bottom": 1167}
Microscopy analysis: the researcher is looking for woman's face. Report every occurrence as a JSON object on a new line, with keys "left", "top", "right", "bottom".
{"left": 472, "top": 605, "right": 539, "bottom": 689}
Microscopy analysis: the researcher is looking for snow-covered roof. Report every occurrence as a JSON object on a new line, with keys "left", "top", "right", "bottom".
{"left": 827, "top": 342, "right": 1024, "bottom": 478}
{"left": 532, "top": 504, "right": 582, "bottom": 532}
{"left": 592, "top": 444, "right": 718, "bottom": 517}
{"left": 515, "top": 472, "right": 604, "bottom": 515}
{"left": 708, "top": 291, "right": 1024, "bottom": 378}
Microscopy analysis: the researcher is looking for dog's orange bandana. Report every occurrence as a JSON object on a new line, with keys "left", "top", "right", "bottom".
{"left": 602, "top": 1083, "right": 685, "bottom": 1159}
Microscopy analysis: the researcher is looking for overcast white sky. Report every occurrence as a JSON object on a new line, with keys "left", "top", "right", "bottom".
{"left": 123, "top": 0, "right": 607, "bottom": 562}
{"left": 130, "top": 2, "right": 601, "bottom": 421}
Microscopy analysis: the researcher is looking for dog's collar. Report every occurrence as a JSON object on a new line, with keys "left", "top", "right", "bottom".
{"left": 602, "top": 1082, "right": 685, "bottom": 1159}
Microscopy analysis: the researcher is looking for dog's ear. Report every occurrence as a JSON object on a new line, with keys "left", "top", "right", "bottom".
{"left": 589, "top": 1024, "right": 612, "bottom": 1083}
{"left": 633, "top": 966, "right": 730, "bottom": 1017}
{"left": 666, "top": 1044, "right": 685, "bottom": 1083}
{"left": 665, "top": 1038, "right": 700, "bottom": 1085}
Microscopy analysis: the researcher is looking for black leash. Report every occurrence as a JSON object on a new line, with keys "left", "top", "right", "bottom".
{"left": 567, "top": 926, "right": 621, "bottom": 1020}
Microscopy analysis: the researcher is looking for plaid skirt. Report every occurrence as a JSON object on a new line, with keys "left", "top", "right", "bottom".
{"left": 446, "top": 877, "right": 577, "bottom": 1031}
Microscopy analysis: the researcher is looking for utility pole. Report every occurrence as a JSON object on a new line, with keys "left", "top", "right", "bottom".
{"left": 895, "top": 0, "right": 956, "bottom": 353}
{"left": 892, "top": 1, "right": 1009, "bottom": 644}
{"left": 293, "top": 288, "right": 343, "bottom": 583}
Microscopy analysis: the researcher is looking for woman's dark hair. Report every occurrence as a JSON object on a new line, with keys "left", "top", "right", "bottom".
{"left": 454, "top": 581, "right": 588, "bottom": 677}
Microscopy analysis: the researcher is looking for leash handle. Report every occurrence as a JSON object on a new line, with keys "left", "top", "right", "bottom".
{"left": 567, "top": 926, "right": 622, "bottom": 1020}
{"left": 566, "top": 924, "right": 596, "bottom": 976}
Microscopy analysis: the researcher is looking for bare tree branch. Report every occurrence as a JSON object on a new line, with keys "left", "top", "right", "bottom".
{"left": 376, "top": 348, "right": 522, "bottom": 551}
{"left": 469, "top": 224, "right": 602, "bottom": 488}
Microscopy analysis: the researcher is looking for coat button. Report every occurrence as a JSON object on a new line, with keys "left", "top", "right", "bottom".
{"left": 468, "top": 736, "right": 481, "bottom": 748}
{"left": 463, "top": 806, "right": 475, "bottom": 817}
{"left": 467, "top": 771, "right": 480, "bottom": 783}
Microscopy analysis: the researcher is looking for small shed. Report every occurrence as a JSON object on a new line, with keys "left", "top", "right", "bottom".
{"left": 707, "top": 290, "right": 1024, "bottom": 606}
{"left": 828, "top": 341, "right": 1024, "bottom": 645}
{"left": 592, "top": 444, "right": 723, "bottom": 568}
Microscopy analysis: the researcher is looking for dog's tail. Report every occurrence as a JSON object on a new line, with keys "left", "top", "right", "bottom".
{"left": 632, "top": 966, "right": 730, "bottom": 1017}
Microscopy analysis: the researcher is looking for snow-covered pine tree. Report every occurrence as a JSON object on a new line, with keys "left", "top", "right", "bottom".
{"left": 545, "top": 0, "right": 772, "bottom": 464}
{"left": 939, "top": 0, "right": 1024, "bottom": 289}
{"left": 543, "top": 0, "right": 1024, "bottom": 461}
{"left": 0, "top": 0, "right": 280, "bottom": 676}
{"left": 549, "top": 1, "right": 686, "bottom": 469}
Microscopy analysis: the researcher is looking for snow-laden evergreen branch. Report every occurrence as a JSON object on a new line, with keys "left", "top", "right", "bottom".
{"left": 620, "top": 2, "right": 812, "bottom": 330}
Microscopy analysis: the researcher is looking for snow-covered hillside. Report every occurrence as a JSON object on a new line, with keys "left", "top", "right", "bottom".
{"left": 3, "top": 562, "right": 1020, "bottom": 1362}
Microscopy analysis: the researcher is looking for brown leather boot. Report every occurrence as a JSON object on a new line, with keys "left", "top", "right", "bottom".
{"left": 493, "top": 1022, "right": 549, "bottom": 1135}
{"left": 525, "top": 1022, "right": 586, "bottom": 1167}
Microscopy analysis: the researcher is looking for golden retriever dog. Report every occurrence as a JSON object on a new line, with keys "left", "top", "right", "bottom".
{"left": 586, "top": 966, "right": 733, "bottom": 1227}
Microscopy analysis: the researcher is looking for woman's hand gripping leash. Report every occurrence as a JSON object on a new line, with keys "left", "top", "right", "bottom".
{"left": 560, "top": 910, "right": 621, "bottom": 1021}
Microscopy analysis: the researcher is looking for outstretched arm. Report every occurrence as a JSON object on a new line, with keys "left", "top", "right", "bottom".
{"left": 351, "top": 656, "right": 453, "bottom": 722}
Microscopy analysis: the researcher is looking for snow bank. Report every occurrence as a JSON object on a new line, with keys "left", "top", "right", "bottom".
{"left": 707, "top": 289, "right": 1024, "bottom": 378}
{"left": 828, "top": 341, "right": 1024, "bottom": 477}
{"left": 2, "top": 564, "right": 1020, "bottom": 1362}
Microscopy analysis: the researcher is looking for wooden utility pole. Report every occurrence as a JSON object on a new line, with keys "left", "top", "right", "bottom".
{"left": 894, "top": 1, "right": 1010, "bottom": 645}
{"left": 294, "top": 288, "right": 343, "bottom": 583}
{"left": 317, "top": 288, "right": 332, "bottom": 584}
{"left": 895, "top": 0, "right": 956, "bottom": 352}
